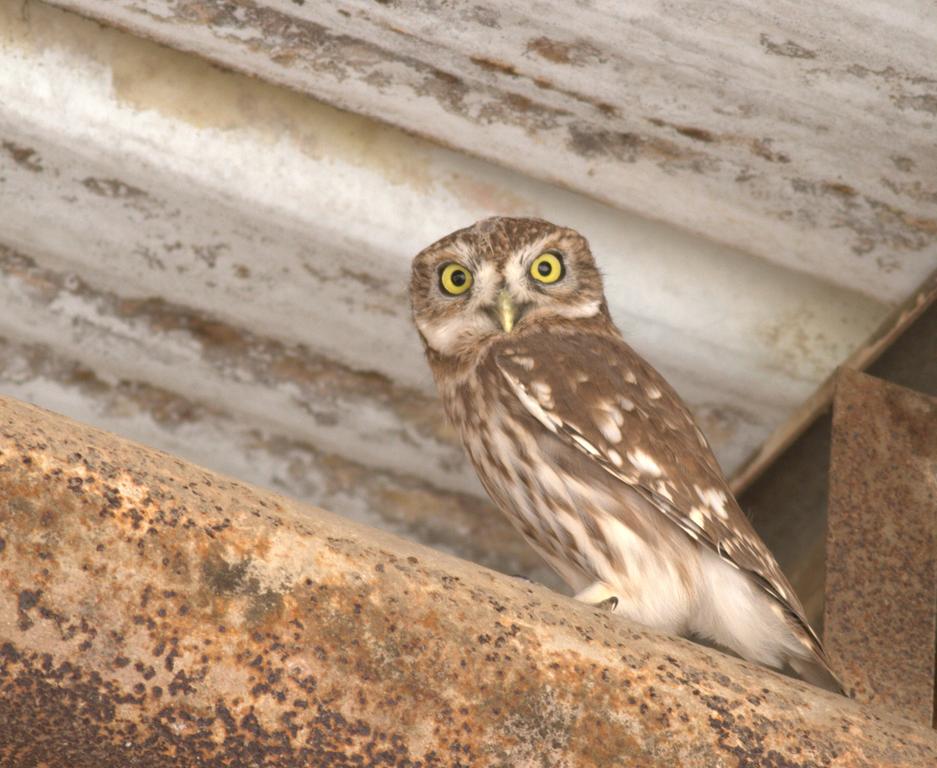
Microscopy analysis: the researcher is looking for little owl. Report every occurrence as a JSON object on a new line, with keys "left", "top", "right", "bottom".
{"left": 410, "top": 217, "right": 841, "bottom": 692}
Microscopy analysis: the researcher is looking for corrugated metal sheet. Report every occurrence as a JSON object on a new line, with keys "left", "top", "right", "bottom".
{"left": 43, "top": 0, "right": 937, "bottom": 299}
{"left": 0, "top": 1, "right": 934, "bottom": 588}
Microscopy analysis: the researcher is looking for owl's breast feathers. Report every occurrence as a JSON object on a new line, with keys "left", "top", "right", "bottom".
{"left": 453, "top": 326, "right": 827, "bottom": 660}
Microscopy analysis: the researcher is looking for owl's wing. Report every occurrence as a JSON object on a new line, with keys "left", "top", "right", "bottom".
{"left": 492, "top": 330, "right": 822, "bottom": 650}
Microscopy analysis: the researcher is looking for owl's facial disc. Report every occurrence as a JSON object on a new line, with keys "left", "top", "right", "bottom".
{"left": 410, "top": 218, "right": 607, "bottom": 359}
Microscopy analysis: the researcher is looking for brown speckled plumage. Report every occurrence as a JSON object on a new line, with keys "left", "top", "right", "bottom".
{"left": 410, "top": 217, "right": 842, "bottom": 692}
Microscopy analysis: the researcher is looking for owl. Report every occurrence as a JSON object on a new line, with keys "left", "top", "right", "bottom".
{"left": 410, "top": 217, "right": 842, "bottom": 692}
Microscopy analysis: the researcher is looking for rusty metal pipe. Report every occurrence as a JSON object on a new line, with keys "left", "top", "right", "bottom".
{"left": 1, "top": 395, "right": 935, "bottom": 766}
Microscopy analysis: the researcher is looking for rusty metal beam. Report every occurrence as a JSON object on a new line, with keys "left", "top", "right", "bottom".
{"left": 824, "top": 369, "right": 937, "bottom": 727}
{"left": 739, "top": 274, "right": 937, "bottom": 631}
{"left": 732, "top": 266, "right": 937, "bottom": 496}
{"left": 1, "top": 396, "right": 936, "bottom": 765}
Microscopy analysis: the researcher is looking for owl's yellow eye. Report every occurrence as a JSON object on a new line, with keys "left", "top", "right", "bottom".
{"left": 530, "top": 251, "right": 565, "bottom": 284}
{"left": 439, "top": 262, "right": 473, "bottom": 295}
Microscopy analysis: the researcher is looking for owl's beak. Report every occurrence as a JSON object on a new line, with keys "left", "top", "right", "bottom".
{"left": 495, "top": 289, "right": 518, "bottom": 333}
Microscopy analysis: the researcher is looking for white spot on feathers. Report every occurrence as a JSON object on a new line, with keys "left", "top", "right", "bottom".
{"left": 499, "top": 367, "right": 558, "bottom": 434}
{"left": 572, "top": 433, "right": 601, "bottom": 456}
{"left": 627, "top": 448, "right": 662, "bottom": 477}
{"left": 695, "top": 485, "right": 731, "bottom": 520}
{"left": 689, "top": 507, "right": 707, "bottom": 528}
{"left": 596, "top": 412, "right": 622, "bottom": 443}
{"left": 531, "top": 380, "right": 554, "bottom": 408}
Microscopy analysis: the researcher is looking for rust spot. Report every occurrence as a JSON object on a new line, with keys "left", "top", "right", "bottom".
{"left": 201, "top": 553, "right": 250, "bottom": 595}
{"left": 648, "top": 117, "right": 716, "bottom": 143}
{"left": 530, "top": 78, "right": 619, "bottom": 117}
{"left": 759, "top": 34, "right": 817, "bottom": 59}
{"left": 892, "top": 155, "right": 915, "bottom": 173}
{"left": 894, "top": 94, "right": 937, "bottom": 115}
{"left": 81, "top": 177, "right": 148, "bottom": 199}
{"left": 470, "top": 56, "right": 518, "bottom": 77}
{"left": 568, "top": 125, "right": 641, "bottom": 162}
{"left": 822, "top": 182, "right": 859, "bottom": 198}
{"left": 16, "top": 588, "right": 41, "bottom": 630}
{"left": 751, "top": 138, "right": 791, "bottom": 164}
{"left": 674, "top": 126, "right": 714, "bottom": 143}
{"left": 2, "top": 140, "right": 43, "bottom": 172}
{"left": 526, "top": 36, "right": 598, "bottom": 66}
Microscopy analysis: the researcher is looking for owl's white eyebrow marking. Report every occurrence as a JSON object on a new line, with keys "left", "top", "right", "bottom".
{"left": 447, "top": 239, "right": 476, "bottom": 263}
{"left": 627, "top": 449, "right": 662, "bottom": 477}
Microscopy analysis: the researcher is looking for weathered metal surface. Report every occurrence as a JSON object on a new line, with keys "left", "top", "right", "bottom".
{"left": 741, "top": 293, "right": 937, "bottom": 633}
{"left": 824, "top": 369, "right": 937, "bottom": 727}
{"left": 0, "top": 332, "right": 562, "bottom": 592}
{"left": 741, "top": 414, "right": 832, "bottom": 631}
{"left": 1, "top": 395, "right": 936, "bottom": 766}
{"left": 0, "top": 2, "right": 889, "bottom": 488}
{"left": 44, "top": 0, "right": 937, "bottom": 300}
{"left": 732, "top": 266, "right": 937, "bottom": 495}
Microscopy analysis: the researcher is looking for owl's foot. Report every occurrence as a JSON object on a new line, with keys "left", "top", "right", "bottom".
{"left": 575, "top": 582, "right": 620, "bottom": 612}
{"left": 595, "top": 596, "right": 619, "bottom": 611}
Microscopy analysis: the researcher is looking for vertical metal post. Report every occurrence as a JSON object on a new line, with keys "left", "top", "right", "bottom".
{"left": 825, "top": 369, "right": 937, "bottom": 726}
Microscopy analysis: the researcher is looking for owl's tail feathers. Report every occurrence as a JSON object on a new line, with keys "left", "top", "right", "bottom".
{"left": 787, "top": 652, "right": 845, "bottom": 695}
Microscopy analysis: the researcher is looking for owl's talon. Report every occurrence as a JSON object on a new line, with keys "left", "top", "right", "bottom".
{"left": 595, "top": 596, "right": 619, "bottom": 612}
{"left": 511, "top": 573, "right": 534, "bottom": 583}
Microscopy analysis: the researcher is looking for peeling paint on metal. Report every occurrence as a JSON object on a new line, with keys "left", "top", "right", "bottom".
{"left": 0, "top": 0, "right": 893, "bottom": 487}
{"left": 40, "top": 0, "right": 937, "bottom": 298}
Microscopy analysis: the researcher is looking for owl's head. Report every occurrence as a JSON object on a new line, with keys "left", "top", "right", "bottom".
{"left": 410, "top": 217, "right": 609, "bottom": 361}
